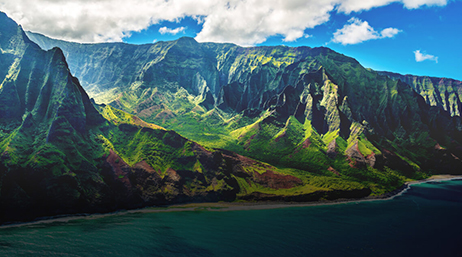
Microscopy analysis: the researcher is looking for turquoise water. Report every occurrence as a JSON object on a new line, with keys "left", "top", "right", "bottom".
{"left": 1, "top": 180, "right": 462, "bottom": 256}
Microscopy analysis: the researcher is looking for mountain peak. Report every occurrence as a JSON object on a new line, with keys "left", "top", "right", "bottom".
{"left": 0, "top": 11, "right": 19, "bottom": 34}
{"left": 175, "top": 36, "right": 197, "bottom": 43}
{"left": 0, "top": 11, "right": 13, "bottom": 22}
{"left": 49, "top": 46, "right": 69, "bottom": 67}
{"left": 0, "top": 11, "right": 20, "bottom": 47}
{"left": 0, "top": 12, "right": 103, "bottom": 130}
{"left": 172, "top": 36, "right": 199, "bottom": 48}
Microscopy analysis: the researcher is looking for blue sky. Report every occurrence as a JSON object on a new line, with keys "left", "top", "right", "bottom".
{"left": 124, "top": 1, "right": 462, "bottom": 80}
{"left": 1, "top": 0, "right": 461, "bottom": 80}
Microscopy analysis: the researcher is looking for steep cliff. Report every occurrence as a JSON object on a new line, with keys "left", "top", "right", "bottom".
{"left": 26, "top": 31, "right": 462, "bottom": 179}
{"left": 378, "top": 71, "right": 462, "bottom": 117}
{"left": 1, "top": 12, "right": 378, "bottom": 224}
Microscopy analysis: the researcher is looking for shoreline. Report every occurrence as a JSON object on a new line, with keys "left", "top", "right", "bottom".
{"left": 2, "top": 174, "right": 462, "bottom": 228}
{"left": 157, "top": 174, "right": 462, "bottom": 212}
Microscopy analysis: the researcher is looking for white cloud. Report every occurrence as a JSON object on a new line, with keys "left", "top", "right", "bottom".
{"left": 193, "top": 0, "right": 334, "bottom": 45}
{"left": 332, "top": 18, "right": 401, "bottom": 45}
{"left": 0, "top": 0, "right": 447, "bottom": 45}
{"left": 380, "top": 27, "right": 401, "bottom": 38}
{"left": 336, "top": 0, "right": 446, "bottom": 13}
{"left": 336, "top": 0, "right": 395, "bottom": 13}
{"left": 282, "top": 30, "right": 306, "bottom": 42}
{"left": 159, "top": 26, "right": 185, "bottom": 35}
{"left": 402, "top": 0, "right": 447, "bottom": 9}
{"left": 0, "top": 0, "right": 211, "bottom": 43}
{"left": 414, "top": 50, "right": 438, "bottom": 63}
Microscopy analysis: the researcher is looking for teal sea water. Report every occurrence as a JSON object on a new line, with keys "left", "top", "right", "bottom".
{"left": 1, "top": 179, "right": 462, "bottom": 257}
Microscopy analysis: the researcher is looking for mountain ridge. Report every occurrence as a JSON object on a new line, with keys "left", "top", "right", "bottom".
{"left": 24, "top": 30, "right": 462, "bottom": 178}
{"left": 377, "top": 70, "right": 462, "bottom": 117}
{"left": 1, "top": 13, "right": 384, "bottom": 224}
{"left": 0, "top": 11, "right": 461, "bottom": 224}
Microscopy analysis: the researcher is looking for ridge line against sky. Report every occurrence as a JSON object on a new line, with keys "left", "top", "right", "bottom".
{"left": 0, "top": 0, "right": 461, "bottom": 80}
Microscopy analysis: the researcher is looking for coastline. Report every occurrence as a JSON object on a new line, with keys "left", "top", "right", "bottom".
{"left": 2, "top": 174, "right": 462, "bottom": 228}
{"left": 157, "top": 174, "right": 462, "bottom": 212}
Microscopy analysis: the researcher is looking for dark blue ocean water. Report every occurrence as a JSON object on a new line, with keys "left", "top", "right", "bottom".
{"left": 1, "top": 179, "right": 462, "bottom": 257}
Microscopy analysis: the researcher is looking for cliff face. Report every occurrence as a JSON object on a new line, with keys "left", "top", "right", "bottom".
{"left": 2, "top": 13, "right": 379, "bottom": 225}
{"left": 0, "top": 12, "right": 459, "bottom": 225}
{"left": 26, "top": 31, "right": 462, "bottom": 123}
{"left": 0, "top": 12, "right": 104, "bottom": 155}
{"left": 26, "top": 31, "right": 462, "bottom": 177}
{"left": 378, "top": 71, "right": 462, "bottom": 117}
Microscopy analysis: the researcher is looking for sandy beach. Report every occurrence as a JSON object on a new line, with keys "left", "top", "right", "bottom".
{"left": 155, "top": 174, "right": 462, "bottom": 212}
{"left": 2, "top": 174, "right": 462, "bottom": 228}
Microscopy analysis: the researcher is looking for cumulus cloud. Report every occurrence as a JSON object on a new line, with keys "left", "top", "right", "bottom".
{"left": 159, "top": 26, "right": 185, "bottom": 35}
{"left": 332, "top": 18, "right": 401, "bottom": 45}
{"left": 0, "top": 0, "right": 447, "bottom": 45}
{"left": 0, "top": 0, "right": 211, "bottom": 42}
{"left": 380, "top": 27, "right": 401, "bottom": 38}
{"left": 336, "top": 0, "right": 446, "bottom": 13}
{"left": 401, "top": 0, "right": 447, "bottom": 9}
{"left": 193, "top": 0, "right": 334, "bottom": 45}
{"left": 282, "top": 31, "right": 308, "bottom": 42}
{"left": 414, "top": 50, "right": 438, "bottom": 63}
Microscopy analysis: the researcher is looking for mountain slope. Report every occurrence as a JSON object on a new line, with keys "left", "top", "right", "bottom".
{"left": 1, "top": 13, "right": 377, "bottom": 224}
{"left": 378, "top": 71, "right": 462, "bottom": 117}
{"left": 26, "top": 32, "right": 462, "bottom": 179}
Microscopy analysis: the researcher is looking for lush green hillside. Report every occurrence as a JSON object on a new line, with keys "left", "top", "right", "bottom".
{"left": 1, "top": 12, "right": 381, "bottom": 224}
{"left": 378, "top": 71, "right": 462, "bottom": 117}
{"left": 27, "top": 30, "right": 462, "bottom": 180}
{"left": 0, "top": 12, "right": 459, "bottom": 225}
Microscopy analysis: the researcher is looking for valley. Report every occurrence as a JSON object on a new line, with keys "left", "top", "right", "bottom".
{"left": 0, "top": 11, "right": 461, "bottom": 224}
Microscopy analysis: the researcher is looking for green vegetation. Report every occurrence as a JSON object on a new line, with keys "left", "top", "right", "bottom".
{"left": 27, "top": 31, "right": 460, "bottom": 192}
{"left": 1, "top": 12, "right": 462, "bottom": 224}
{"left": 379, "top": 71, "right": 462, "bottom": 117}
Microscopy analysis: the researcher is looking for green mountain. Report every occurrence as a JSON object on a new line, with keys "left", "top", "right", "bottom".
{"left": 26, "top": 31, "right": 462, "bottom": 178}
{"left": 2, "top": 12, "right": 461, "bottom": 223}
{"left": 1, "top": 13, "right": 379, "bottom": 224}
{"left": 378, "top": 71, "right": 462, "bottom": 117}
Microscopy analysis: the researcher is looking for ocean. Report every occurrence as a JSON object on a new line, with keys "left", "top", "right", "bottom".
{"left": 1, "top": 179, "right": 462, "bottom": 257}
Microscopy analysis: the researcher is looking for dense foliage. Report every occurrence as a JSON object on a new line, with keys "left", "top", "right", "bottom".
{"left": 0, "top": 12, "right": 461, "bottom": 224}
{"left": 26, "top": 29, "right": 462, "bottom": 184}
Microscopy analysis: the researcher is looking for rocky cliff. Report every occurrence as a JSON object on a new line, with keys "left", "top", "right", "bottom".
{"left": 378, "top": 71, "right": 462, "bottom": 117}
{"left": 1, "top": 12, "right": 380, "bottom": 224}
{"left": 26, "top": 31, "right": 462, "bottom": 179}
